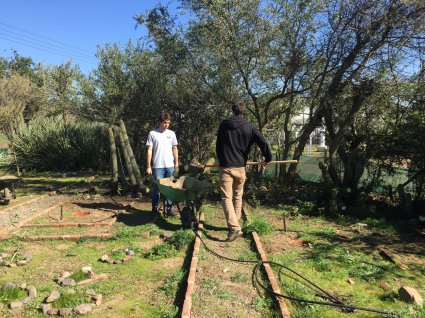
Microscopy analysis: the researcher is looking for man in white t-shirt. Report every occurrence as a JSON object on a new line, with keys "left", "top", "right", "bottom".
{"left": 146, "top": 112, "right": 179, "bottom": 218}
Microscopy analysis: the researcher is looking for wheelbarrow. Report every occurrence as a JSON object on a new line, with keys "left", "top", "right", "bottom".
{"left": 0, "top": 175, "right": 21, "bottom": 205}
{"left": 156, "top": 176, "right": 210, "bottom": 229}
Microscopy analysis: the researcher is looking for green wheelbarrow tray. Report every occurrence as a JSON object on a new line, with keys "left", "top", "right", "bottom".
{"left": 0, "top": 175, "right": 21, "bottom": 189}
{"left": 156, "top": 176, "right": 210, "bottom": 203}
{"left": 0, "top": 175, "right": 22, "bottom": 203}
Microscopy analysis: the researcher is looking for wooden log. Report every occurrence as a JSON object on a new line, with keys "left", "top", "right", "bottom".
{"left": 107, "top": 127, "right": 118, "bottom": 192}
{"left": 119, "top": 120, "right": 143, "bottom": 189}
{"left": 115, "top": 126, "right": 137, "bottom": 186}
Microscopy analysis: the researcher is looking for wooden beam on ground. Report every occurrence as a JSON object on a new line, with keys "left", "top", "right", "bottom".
{"left": 181, "top": 211, "right": 204, "bottom": 318}
{"left": 243, "top": 207, "right": 291, "bottom": 318}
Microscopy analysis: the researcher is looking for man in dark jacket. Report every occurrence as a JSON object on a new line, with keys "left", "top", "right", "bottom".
{"left": 216, "top": 101, "right": 272, "bottom": 242}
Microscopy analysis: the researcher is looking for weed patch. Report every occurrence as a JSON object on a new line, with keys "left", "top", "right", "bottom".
{"left": 0, "top": 287, "right": 26, "bottom": 304}
{"left": 69, "top": 269, "right": 91, "bottom": 283}
{"left": 166, "top": 229, "right": 195, "bottom": 250}
{"left": 144, "top": 243, "right": 177, "bottom": 260}
{"left": 243, "top": 216, "right": 272, "bottom": 235}
{"left": 51, "top": 290, "right": 88, "bottom": 308}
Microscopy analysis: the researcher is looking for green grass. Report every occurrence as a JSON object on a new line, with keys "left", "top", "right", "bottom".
{"left": 51, "top": 290, "right": 88, "bottom": 308}
{"left": 243, "top": 216, "right": 273, "bottom": 235}
{"left": 68, "top": 269, "right": 91, "bottom": 283}
{"left": 158, "top": 269, "right": 186, "bottom": 298}
{"left": 144, "top": 243, "right": 177, "bottom": 260}
{"left": 166, "top": 229, "right": 195, "bottom": 250}
{"left": 0, "top": 287, "right": 27, "bottom": 304}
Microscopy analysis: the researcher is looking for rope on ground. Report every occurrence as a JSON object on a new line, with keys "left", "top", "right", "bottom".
{"left": 195, "top": 229, "right": 398, "bottom": 317}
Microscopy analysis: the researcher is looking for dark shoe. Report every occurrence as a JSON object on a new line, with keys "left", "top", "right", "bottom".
{"left": 151, "top": 210, "right": 160, "bottom": 222}
{"left": 167, "top": 211, "right": 178, "bottom": 218}
{"left": 225, "top": 230, "right": 243, "bottom": 242}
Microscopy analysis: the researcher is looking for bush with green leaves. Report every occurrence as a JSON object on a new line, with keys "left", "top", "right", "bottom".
{"left": 243, "top": 216, "right": 273, "bottom": 235}
{"left": 144, "top": 243, "right": 177, "bottom": 260}
{"left": 12, "top": 116, "right": 108, "bottom": 171}
{"left": 166, "top": 229, "right": 195, "bottom": 250}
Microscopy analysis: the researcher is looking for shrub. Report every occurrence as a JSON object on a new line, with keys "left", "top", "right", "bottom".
{"left": 166, "top": 230, "right": 195, "bottom": 250}
{"left": 12, "top": 116, "right": 108, "bottom": 171}
{"left": 243, "top": 216, "right": 273, "bottom": 235}
{"left": 144, "top": 243, "right": 177, "bottom": 260}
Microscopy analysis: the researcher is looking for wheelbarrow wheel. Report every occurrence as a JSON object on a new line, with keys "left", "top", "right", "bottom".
{"left": 181, "top": 206, "right": 196, "bottom": 230}
{"left": 1, "top": 188, "right": 11, "bottom": 205}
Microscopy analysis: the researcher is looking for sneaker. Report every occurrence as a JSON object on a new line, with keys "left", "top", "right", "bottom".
{"left": 225, "top": 230, "right": 243, "bottom": 242}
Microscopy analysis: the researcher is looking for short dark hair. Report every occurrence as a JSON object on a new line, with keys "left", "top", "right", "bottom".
{"left": 159, "top": 112, "right": 172, "bottom": 122}
{"left": 231, "top": 101, "right": 246, "bottom": 115}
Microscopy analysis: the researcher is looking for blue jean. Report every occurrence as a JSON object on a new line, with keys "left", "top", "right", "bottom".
{"left": 152, "top": 167, "right": 174, "bottom": 214}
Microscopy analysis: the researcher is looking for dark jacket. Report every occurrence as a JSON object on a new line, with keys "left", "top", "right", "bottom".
{"left": 216, "top": 115, "right": 272, "bottom": 168}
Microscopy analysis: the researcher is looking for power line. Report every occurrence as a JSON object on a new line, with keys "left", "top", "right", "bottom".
{"left": 0, "top": 22, "right": 95, "bottom": 56}
{"left": 0, "top": 36, "right": 97, "bottom": 67}
{"left": 0, "top": 32, "right": 98, "bottom": 64}
{"left": 0, "top": 26, "right": 96, "bottom": 60}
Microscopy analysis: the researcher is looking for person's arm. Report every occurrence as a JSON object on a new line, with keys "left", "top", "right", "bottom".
{"left": 146, "top": 145, "right": 153, "bottom": 175}
{"left": 253, "top": 127, "right": 272, "bottom": 163}
{"left": 172, "top": 145, "right": 179, "bottom": 168}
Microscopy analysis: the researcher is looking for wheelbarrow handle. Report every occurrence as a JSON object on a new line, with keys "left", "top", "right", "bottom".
{"left": 204, "top": 160, "right": 298, "bottom": 168}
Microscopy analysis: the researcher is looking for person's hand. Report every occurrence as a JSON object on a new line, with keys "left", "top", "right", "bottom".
{"left": 146, "top": 167, "right": 152, "bottom": 175}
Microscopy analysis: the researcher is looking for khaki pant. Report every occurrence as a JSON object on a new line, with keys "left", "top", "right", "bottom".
{"left": 219, "top": 167, "right": 246, "bottom": 231}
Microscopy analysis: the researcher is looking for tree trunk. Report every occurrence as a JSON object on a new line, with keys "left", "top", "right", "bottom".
{"left": 115, "top": 126, "right": 137, "bottom": 187}
{"left": 116, "top": 147, "right": 133, "bottom": 192}
{"left": 119, "top": 119, "right": 144, "bottom": 189}
{"left": 108, "top": 127, "right": 118, "bottom": 192}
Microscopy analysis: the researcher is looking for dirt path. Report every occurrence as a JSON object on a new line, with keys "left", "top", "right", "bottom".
{"left": 190, "top": 205, "right": 275, "bottom": 318}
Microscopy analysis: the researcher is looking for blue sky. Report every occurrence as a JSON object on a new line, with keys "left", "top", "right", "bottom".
{"left": 0, "top": 1, "right": 176, "bottom": 74}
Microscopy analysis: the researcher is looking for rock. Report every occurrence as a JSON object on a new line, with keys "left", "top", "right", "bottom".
{"left": 74, "top": 303, "right": 93, "bottom": 314}
{"left": 8, "top": 263, "right": 17, "bottom": 268}
{"left": 126, "top": 249, "right": 135, "bottom": 256}
{"left": 42, "top": 303, "right": 51, "bottom": 314}
{"left": 398, "top": 286, "right": 423, "bottom": 305}
{"left": 346, "top": 277, "right": 355, "bottom": 284}
{"left": 17, "top": 260, "right": 28, "bottom": 266}
{"left": 47, "top": 308, "right": 59, "bottom": 315}
{"left": 59, "top": 308, "right": 73, "bottom": 316}
{"left": 0, "top": 260, "right": 10, "bottom": 266}
{"left": 100, "top": 254, "right": 109, "bottom": 261}
{"left": 93, "top": 294, "right": 103, "bottom": 306}
{"left": 3, "top": 282, "right": 16, "bottom": 289}
{"left": 123, "top": 255, "right": 132, "bottom": 262}
{"left": 82, "top": 266, "right": 92, "bottom": 274}
{"left": 61, "top": 278, "right": 76, "bottom": 287}
{"left": 23, "top": 253, "right": 33, "bottom": 261}
{"left": 27, "top": 285, "right": 37, "bottom": 298}
{"left": 86, "top": 289, "right": 96, "bottom": 296}
{"left": 46, "top": 290, "right": 61, "bottom": 303}
{"left": 61, "top": 271, "right": 71, "bottom": 278}
{"left": 162, "top": 231, "right": 174, "bottom": 241}
{"left": 22, "top": 296, "right": 33, "bottom": 304}
{"left": 9, "top": 301, "right": 24, "bottom": 310}
{"left": 113, "top": 260, "right": 122, "bottom": 264}
{"left": 378, "top": 280, "right": 391, "bottom": 292}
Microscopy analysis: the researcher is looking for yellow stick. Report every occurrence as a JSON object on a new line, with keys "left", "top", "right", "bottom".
{"left": 204, "top": 160, "right": 298, "bottom": 168}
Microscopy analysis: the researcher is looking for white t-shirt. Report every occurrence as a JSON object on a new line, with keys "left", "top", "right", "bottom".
{"left": 146, "top": 128, "right": 178, "bottom": 168}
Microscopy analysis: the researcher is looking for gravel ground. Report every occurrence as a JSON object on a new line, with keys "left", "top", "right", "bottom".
{"left": 0, "top": 194, "right": 70, "bottom": 232}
